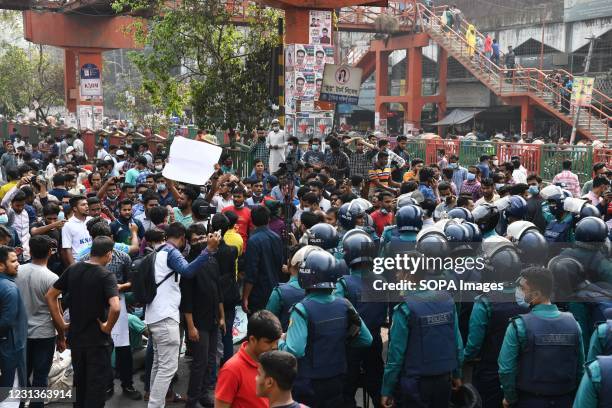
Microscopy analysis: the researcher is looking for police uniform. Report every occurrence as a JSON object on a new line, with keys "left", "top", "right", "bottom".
{"left": 464, "top": 289, "right": 529, "bottom": 408}
{"left": 265, "top": 275, "right": 305, "bottom": 331}
{"left": 336, "top": 269, "right": 387, "bottom": 407}
{"left": 573, "top": 356, "right": 612, "bottom": 407}
{"left": 542, "top": 205, "right": 575, "bottom": 243}
{"left": 587, "top": 318, "right": 612, "bottom": 360}
{"left": 279, "top": 292, "right": 372, "bottom": 407}
{"left": 559, "top": 247, "right": 612, "bottom": 285}
{"left": 498, "top": 304, "right": 584, "bottom": 407}
{"left": 381, "top": 289, "right": 464, "bottom": 408}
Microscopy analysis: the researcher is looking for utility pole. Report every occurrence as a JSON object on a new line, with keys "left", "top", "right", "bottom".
{"left": 569, "top": 35, "right": 596, "bottom": 144}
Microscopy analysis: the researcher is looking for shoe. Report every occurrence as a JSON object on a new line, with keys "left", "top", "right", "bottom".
{"left": 143, "top": 392, "right": 150, "bottom": 402}
{"left": 166, "top": 392, "right": 187, "bottom": 403}
{"left": 105, "top": 387, "right": 114, "bottom": 401}
{"left": 122, "top": 386, "right": 143, "bottom": 400}
{"left": 199, "top": 393, "right": 215, "bottom": 407}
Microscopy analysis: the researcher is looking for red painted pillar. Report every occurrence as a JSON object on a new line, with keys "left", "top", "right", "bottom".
{"left": 375, "top": 49, "right": 389, "bottom": 132}
{"left": 520, "top": 97, "right": 535, "bottom": 136}
{"left": 64, "top": 50, "right": 77, "bottom": 113}
{"left": 406, "top": 46, "right": 423, "bottom": 130}
{"left": 438, "top": 46, "right": 448, "bottom": 136}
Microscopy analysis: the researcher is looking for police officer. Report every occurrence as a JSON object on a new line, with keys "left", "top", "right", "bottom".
{"left": 472, "top": 203, "right": 500, "bottom": 239}
{"left": 587, "top": 308, "right": 612, "bottom": 360}
{"left": 380, "top": 204, "right": 423, "bottom": 256}
{"left": 573, "top": 355, "right": 612, "bottom": 407}
{"left": 381, "top": 231, "right": 463, "bottom": 408}
{"left": 279, "top": 249, "right": 372, "bottom": 407}
{"left": 506, "top": 221, "right": 549, "bottom": 266}
{"left": 447, "top": 207, "right": 475, "bottom": 223}
{"left": 498, "top": 266, "right": 584, "bottom": 408}
{"left": 541, "top": 185, "right": 575, "bottom": 244}
{"left": 464, "top": 238, "right": 529, "bottom": 408}
{"left": 265, "top": 245, "right": 314, "bottom": 331}
{"left": 336, "top": 230, "right": 386, "bottom": 408}
{"left": 558, "top": 216, "right": 612, "bottom": 284}
{"left": 338, "top": 199, "right": 379, "bottom": 243}
{"left": 307, "top": 223, "right": 339, "bottom": 253}
{"left": 495, "top": 195, "right": 528, "bottom": 236}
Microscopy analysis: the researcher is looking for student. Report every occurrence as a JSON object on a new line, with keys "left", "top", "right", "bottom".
{"left": 215, "top": 310, "right": 282, "bottom": 408}
{"left": 46, "top": 237, "right": 121, "bottom": 408}
{"left": 256, "top": 351, "right": 303, "bottom": 408}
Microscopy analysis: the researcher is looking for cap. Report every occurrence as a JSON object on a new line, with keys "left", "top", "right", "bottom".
{"left": 116, "top": 149, "right": 125, "bottom": 156}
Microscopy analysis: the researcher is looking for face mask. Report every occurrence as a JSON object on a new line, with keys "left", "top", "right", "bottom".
{"left": 126, "top": 143, "right": 132, "bottom": 149}
{"left": 138, "top": 194, "right": 143, "bottom": 202}
{"left": 495, "top": 183, "right": 505, "bottom": 190}
{"left": 157, "top": 183, "right": 166, "bottom": 192}
{"left": 58, "top": 211, "right": 65, "bottom": 221}
{"left": 303, "top": 207, "right": 311, "bottom": 212}
{"left": 380, "top": 208, "right": 389, "bottom": 215}
{"left": 448, "top": 163, "right": 458, "bottom": 169}
{"left": 107, "top": 194, "right": 118, "bottom": 201}
{"left": 272, "top": 126, "right": 279, "bottom": 132}
{"left": 311, "top": 144, "right": 320, "bottom": 151}
{"left": 0, "top": 214, "right": 7, "bottom": 224}
{"left": 515, "top": 287, "right": 530, "bottom": 308}
{"left": 155, "top": 165, "right": 163, "bottom": 171}
{"left": 287, "top": 145, "right": 294, "bottom": 152}
{"left": 528, "top": 185, "right": 539, "bottom": 195}
{"left": 467, "top": 173, "right": 476, "bottom": 181}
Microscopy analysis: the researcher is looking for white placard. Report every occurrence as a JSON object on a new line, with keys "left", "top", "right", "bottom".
{"left": 162, "top": 136, "right": 223, "bottom": 185}
{"left": 319, "top": 64, "right": 363, "bottom": 105}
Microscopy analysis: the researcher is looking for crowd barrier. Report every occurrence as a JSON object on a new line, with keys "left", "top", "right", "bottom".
{"left": 0, "top": 122, "right": 610, "bottom": 184}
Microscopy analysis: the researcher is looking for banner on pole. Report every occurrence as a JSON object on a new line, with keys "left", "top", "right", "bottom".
{"left": 571, "top": 76, "right": 594, "bottom": 107}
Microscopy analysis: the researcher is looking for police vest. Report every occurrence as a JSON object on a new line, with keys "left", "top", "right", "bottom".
{"left": 598, "top": 355, "right": 612, "bottom": 408}
{"left": 544, "top": 218, "right": 572, "bottom": 243}
{"left": 478, "top": 293, "right": 529, "bottom": 370}
{"left": 562, "top": 248, "right": 610, "bottom": 283}
{"left": 605, "top": 320, "right": 612, "bottom": 356}
{"left": 516, "top": 312, "right": 580, "bottom": 395}
{"left": 401, "top": 291, "right": 458, "bottom": 377}
{"left": 340, "top": 275, "right": 386, "bottom": 331}
{"left": 277, "top": 283, "right": 305, "bottom": 331}
{"left": 297, "top": 297, "right": 350, "bottom": 379}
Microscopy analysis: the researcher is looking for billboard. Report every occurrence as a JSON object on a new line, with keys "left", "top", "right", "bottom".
{"left": 309, "top": 10, "right": 332, "bottom": 45}
{"left": 571, "top": 76, "right": 595, "bottom": 107}
{"left": 80, "top": 63, "right": 102, "bottom": 98}
{"left": 319, "top": 64, "right": 363, "bottom": 105}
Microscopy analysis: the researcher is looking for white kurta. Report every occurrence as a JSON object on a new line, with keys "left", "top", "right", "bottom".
{"left": 266, "top": 130, "right": 287, "bottom": 173}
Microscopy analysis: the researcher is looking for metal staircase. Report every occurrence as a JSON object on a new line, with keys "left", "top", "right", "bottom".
{"left": 344, "top": 1, "right": 611, "bottom": 144}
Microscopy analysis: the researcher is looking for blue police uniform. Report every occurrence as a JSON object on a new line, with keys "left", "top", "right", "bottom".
{"left": 265, "top": 276, "right": 305, "bottom": 331}
{"left": 587, "top": 318, "right": 612, "bottom": 360}
{"left": 279, "top": 292, "right": 372, "bottom": 408}
{"left": 559, "top": 247, "right": 612, "bottom": 285}
{"left": 573, "top": 356, "right": 612, "bottom": 407}
{"left": 382, "top": 289, "right": 463, "bottom": 408}
{"left": 336, "top": 269, "right": 387, "bottom": 407}
{"left": 498, "top": 304, "right": 584, "bottom": 407}
{"left": 464, "top": 290, "right": 529, "bottom": 408}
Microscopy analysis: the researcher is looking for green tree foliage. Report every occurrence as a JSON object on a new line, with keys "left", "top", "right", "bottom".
{"left": 0, "top": 43, "right": 64, "bottom": 122}
{"left": 112, "top": 0, "right": 281, "bottom": 131}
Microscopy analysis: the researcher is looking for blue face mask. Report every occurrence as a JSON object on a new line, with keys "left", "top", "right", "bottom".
{"left": 58, "top": 211, "right": 65, "bottom": 221}
{"left": 528, "top": 185, "right": 539, "bottom": 195}
{"left": 0, "top": 214, "right": 7, "bottom": 225}
{"left": 311, "top": 144, "right": 320, "bottom": 151}
{"left": 467, "top": 173, "right": 476, "bottom": 181}
{"left": 515, "top": 287, "right": 529, "bottom": 308}
{"left": 157, "top": 183, "right": 166, "bottom": 192}
{"left": 448, "top": 163, "right": 458, "bottom": 169}
{"left": 495, "top": 183, "right": 505, "bottom": 190}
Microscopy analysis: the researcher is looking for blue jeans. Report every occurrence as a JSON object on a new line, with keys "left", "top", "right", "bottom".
{"left": 221, "top": 306, "right": 236, "bottom": 366}
{"left": 26, "top": 337, "right": 56, "bottom": 408}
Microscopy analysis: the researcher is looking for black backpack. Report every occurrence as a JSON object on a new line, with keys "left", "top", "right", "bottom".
{"left": 131, "top": 245, "right": 175, "bottom": 304}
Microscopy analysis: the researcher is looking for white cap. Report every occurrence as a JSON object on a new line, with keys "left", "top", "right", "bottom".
{"left": 116, "top": 149, "right": 125, "bottom": 156}
{"left": 66, "top": 146, "right": 75, "bottom": 154}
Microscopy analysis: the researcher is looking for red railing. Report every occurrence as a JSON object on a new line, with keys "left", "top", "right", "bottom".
{"left": 497, "top": 142, "right": 542, "bottom": 175}
{"left": 425, "top": 139, "right": 459, "bottom": 165}
{"left": 593, "top": 148, "right": 612, "bottom": 167}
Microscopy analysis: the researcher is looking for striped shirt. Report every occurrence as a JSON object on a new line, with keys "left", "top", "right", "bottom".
{"left": 368, "top": 165, "right": 392, "bottom": 189}
{"left": 552, "top": 170, "right": 581, "bottom": 197}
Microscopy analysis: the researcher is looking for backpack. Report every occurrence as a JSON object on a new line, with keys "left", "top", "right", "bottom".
{"left": 131, "top": 245, "right": 175, "bottom": 304}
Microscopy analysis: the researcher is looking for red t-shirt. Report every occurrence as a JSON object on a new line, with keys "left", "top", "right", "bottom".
{"left": 215, "top": 342, "right": 267, "bottom": 408}
{"left": 371, "top": 209, "right": 394, "bottom": 237}
{"left": 222, "top": 206, "right": 253, "bottom": 247}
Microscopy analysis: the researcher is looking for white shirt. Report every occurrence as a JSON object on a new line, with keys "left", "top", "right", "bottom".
{"left": 512, "top": 169, "right": 527, "bottom": 184}
{"left": 212, "top": 195, "right": 233, "bottom": 213}
{"left": 13, "top": 139, "right": 25, "bottom": 149}
{"left": 319, "top": 197, "right": 331, "bottom": 212}
{"left": 61, "top": 216, "right": 92, "bottom": 258}
{"left": 266, "top": 129, "right": 287, "bottom": 173}
{"left": 96, "top": 148, "right": 109, "bottom": 160}
{"left": 145, "top": 249, "right": 181, "bottom": 325}
{"left": 73, "top": 138, "right": 85, "bottom": 157}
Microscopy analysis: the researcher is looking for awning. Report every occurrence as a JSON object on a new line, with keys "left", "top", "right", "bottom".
{"left": 431, "top": 109, "right": 482, "bottom": 126}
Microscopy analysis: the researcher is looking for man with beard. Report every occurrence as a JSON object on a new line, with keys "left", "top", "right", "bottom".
{"left": 110, "top": 199, "right": 145, "bottom": 246}
{"left": 173, "top": 184, "right": 200, "bottom": 228}
{"left": 222, "top": 187, "right": 253, "bottom": 248}
{"left": 136, "top": 192, "right": 161, "bottom": 231}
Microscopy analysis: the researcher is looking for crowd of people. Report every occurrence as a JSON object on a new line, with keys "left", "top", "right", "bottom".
{"left": 0, "top": 121, "right": 611, "bottom": 408}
